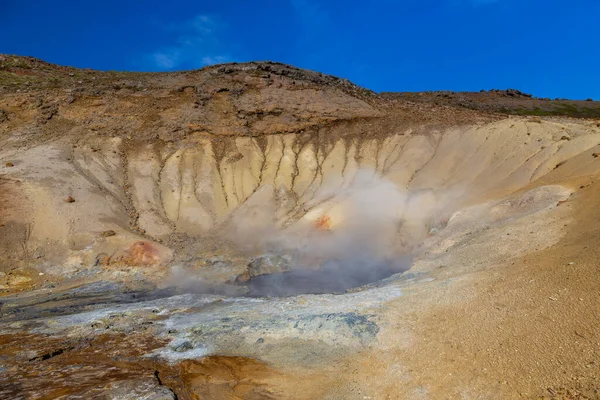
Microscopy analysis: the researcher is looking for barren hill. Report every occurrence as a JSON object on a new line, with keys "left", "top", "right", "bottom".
{"left": 383, "top": 89, "right": 600, "bottom": 118}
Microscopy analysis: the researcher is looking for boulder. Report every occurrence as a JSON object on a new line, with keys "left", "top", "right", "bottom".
{"left": 236, "top": 254, "right": 292, "bottom": 283}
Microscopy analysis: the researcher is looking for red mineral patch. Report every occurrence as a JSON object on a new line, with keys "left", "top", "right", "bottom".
{"left": 126, "top": 241, "right": 161, "bottom": 266}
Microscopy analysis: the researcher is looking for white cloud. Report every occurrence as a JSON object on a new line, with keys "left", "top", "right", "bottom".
{"left": 187, "top": 15, "right": 216, "bottom": 35}
{"left": 147, "top": 14, "right": 231, "bottom": 70}
{"left": 201, "top": 55, "right": 229, "bottom": 65}
{"left": 152, "top": 51, "right": 180, "bottom": 69}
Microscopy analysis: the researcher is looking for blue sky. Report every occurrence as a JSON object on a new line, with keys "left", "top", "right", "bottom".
{"left": 1, "top": 0, "right": 599, "bottom": 99}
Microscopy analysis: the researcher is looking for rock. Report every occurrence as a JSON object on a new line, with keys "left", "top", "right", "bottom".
{"left": 593, "top": 153, "right": 599, "bottom": 158}
{"left": 205, "top": 256, "right": 228, "bottom": 266}
{"left": 0, "top": 109, "right": 7, "bottom": 122}
{"left": 5, "top": 162, "right": 14, "bottom": 167}
{"left": 101, "top": 230, "right": 116, "bottom": 237}
{"left": 560, "top": 135, "right": 571, "bottom": 141}
{"left": 530, "top": 116, "right": 542, "bottom": 123}
{"left": 126, "top": 241, "right": 161, "bottom": 266}
{"left": 65, "top": 196, "right": 75, "bottom": 203}
{"left": 236, "top": 271, "right": 251, "bottom": 283}
{"left": 95, "top": 253, "right": 112, "bottom": 266}
{"left": 506, "top": 88, "right": 533, "bottom": 98}
{"left": 239, "top": 254, "right": 293, "bottom": 282}
{"left": 170, "top": 339, "right": 193, "bottom": 352}
{"left": 236, "top": 254, "right": 292, "bottom": 283}
{"left": 8, "top": 275, "right": 32, "bottom": 286}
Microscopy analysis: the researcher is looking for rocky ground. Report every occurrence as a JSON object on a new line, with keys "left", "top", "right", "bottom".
{"left": 1, "top": 55, "right": 600, "bottom": 399}
{"left": 383, "top": 89, "right": 600, "bottom": 118}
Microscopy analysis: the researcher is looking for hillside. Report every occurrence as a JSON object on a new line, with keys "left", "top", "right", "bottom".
{"left": 383, "top": 89, "right": 600, "bottom": 118}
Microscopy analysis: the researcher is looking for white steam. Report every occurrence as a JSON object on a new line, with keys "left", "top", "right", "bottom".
{"left": 169, "top": 168, "right": 464, "bottom": 296}
{"left": 223, "top": 169, "right": 459, "bottom": 296}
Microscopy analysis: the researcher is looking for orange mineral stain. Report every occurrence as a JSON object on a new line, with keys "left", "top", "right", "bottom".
{"left": 126, "top": 241, "right": 161, "bottom": 266}
{"left": 313, "top": 215, "right": 332, "bottom": 231}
